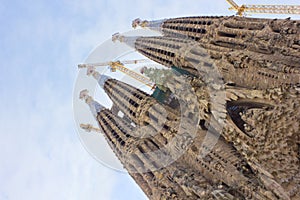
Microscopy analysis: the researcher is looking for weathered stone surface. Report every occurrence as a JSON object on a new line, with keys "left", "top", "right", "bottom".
{"left": 86, "top": 16, "right": 299, "bottom": 200}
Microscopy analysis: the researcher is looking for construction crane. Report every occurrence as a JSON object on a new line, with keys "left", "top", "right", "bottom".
{"left": 226, "top": 0, "right": 300, "bottom": 16}
{"left": 78, "top": 59, "right": 155, "bottom": 88}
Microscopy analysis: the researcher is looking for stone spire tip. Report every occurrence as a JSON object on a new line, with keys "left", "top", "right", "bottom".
{"left": 80, "top": 123, "right": 101, "bottom": 133}
{"left": 78, "top": 64, "right": 87, "bottom": 69}
{"left": 112, "top": 32, "right": 124, "bottom": 42}
{"left": 80, "top": 123, "right": 93, "bottom": 132}
{"left": 79, "top": 89, "right": 106, "bottom": 118}
{"left": 132, "top": 18, "right": 149, "bottom": 29}
{"left": 112, "top": 32, "right": 138, "bottom": 48}
{"left": 132, "top": 18, "right": 165, "bottom": 32}
{"left": 84, "top": 66, "right": 112, "bottom": 89}
{"left": 87, "top": 66, "right": 96, "bottom": 76}
{"left": 79, "top": 89, "right": 90, "bottom": 101}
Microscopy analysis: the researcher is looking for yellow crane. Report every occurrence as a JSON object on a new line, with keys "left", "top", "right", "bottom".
{"left": 78, "top": 59, "right": 155, "bottom": 88}
{"left": 226, "top": 0, "right": 300, "bottom": 16}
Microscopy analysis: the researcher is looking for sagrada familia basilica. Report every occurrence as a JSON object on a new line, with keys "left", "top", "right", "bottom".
{"left": 78, "top": 16, "right": 300, "bottom": 199}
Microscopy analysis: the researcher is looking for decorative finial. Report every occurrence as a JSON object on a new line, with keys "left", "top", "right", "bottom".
{"left": 79, "top": 89, "right": 105, "bottom": 118}
{"left": 132, "top": 18, "right": 165, "bottom": 32}
{"left": 80, "top": 123, "right": 101, "bottom": 133}
{"left": 79, "top": 89, "right": 90, "bottom": 101}
{"left": 86, "top": 66, "right": 97, "bottom": 76}
{"left": 112, "top": 32, "right": 125, "bottom": 42}
{"left": 83, "top": 66, "right": 112, "bottom": 89}
{"left": 132, "top": 18, "right": 149, "bottom": 29}
{"left": 78, "top": 64, "right": 87, "bottom": 69}
{"left": 112, "top": 33, "right": 138, "bottom": 48}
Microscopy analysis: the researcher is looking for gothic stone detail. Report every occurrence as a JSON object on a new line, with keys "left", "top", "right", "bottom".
{"left": 83, "top": 16, "right": 300, "bottom": 200}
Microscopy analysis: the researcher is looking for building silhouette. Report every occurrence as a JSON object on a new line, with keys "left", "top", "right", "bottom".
{"left": 80, "top": 16, "right": 300, "bottom": 200}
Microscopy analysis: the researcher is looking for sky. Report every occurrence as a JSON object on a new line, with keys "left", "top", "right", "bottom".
{"left": 0, "top": 0, "right": 299, "bottom": 200}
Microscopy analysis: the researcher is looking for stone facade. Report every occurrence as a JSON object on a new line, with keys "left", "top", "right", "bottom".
{"left": 82, "top": 16, "right": 300, "bottom": 199}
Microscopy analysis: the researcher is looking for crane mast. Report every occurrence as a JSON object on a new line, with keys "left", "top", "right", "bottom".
{"left": 226, "top": 0, "right": 300, "bottom": 16}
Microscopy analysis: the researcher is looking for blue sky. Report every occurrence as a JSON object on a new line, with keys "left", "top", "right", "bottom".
{"left": 0, "top": 0, "right": 299, "bottom": 200}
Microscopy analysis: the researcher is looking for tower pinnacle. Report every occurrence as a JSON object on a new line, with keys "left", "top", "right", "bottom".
{"left": 86, "top": 66, "right": 112, "bottom": 88}
{"left": 80, "top": 123, "right": 101, "bottom": 133}
{"left": 79, "top": 89, "right": 105, "bottom": 118}
{"left": 132, "top": 18, "right": 165, "bottom": 32}
{"left": 111, "top": 32, "right": 138, "bottom": 48}
{"left": 112, "top": 32, "right": 124, "bottom": 42}
{"left": 132, "top": 18, "right": 149, "bottom": 28}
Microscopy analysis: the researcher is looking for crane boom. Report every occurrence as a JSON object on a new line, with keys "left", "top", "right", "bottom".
{"left": 226, "top": 0, "right": 239, "bottom": 10}
{"left": 109, "top": 61, "right": 154, "bottom": 88}
{"left": 244, "top": 4, "right": 300, "bottom": 15}
{"left": 78, "top": 59, "right": 150, "bottom": 69}
{"left": 226, "top": 0, "right": 300, "bottom": 16}
{"left": 78, "top": 60, "right": 155, "bottom": 88}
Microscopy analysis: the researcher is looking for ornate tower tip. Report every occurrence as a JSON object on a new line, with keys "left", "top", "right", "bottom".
{"left": 79, "top": 89, "right": 89, "bottom": 100}
{"left": 87, "top": 66, "right": 96, "bottom": 76}
{"left": 78, "top": 64, "right": 87, "bottom": 69}
{"left": 80, "top": 123, "right": 92, "bottom": 132}
{"left": 80, "top": 123, "right": 102, "bottom": 133}
{"left": 132, "top": 18, "right": 149, "bottom": 29}
{"left": 112, "top": 32, "right": 125, "bottom": 42}
{"left": 79, "top": 89, "right": 106, "bottom": 117}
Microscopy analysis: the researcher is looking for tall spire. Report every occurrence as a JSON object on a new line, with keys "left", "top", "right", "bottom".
{"left": 118, "top": 35, "right": 225, "bottom": 87}
{"left": 78, "top": 91, "right": 203, "bottom": 199}
{"left": 132, "top": 16, "right": 299, "bottom": 54}
{"left": 86, "top": 66, "right": 154, "bottom": 125}
{"left": 79, "top": 88, "right": 134, "bottom": 162}
{"left": 130, "top": 16, "right": 300, "bottom": 89}
{"left": 115, "top": 33, "right": 299, "bottom": 89}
